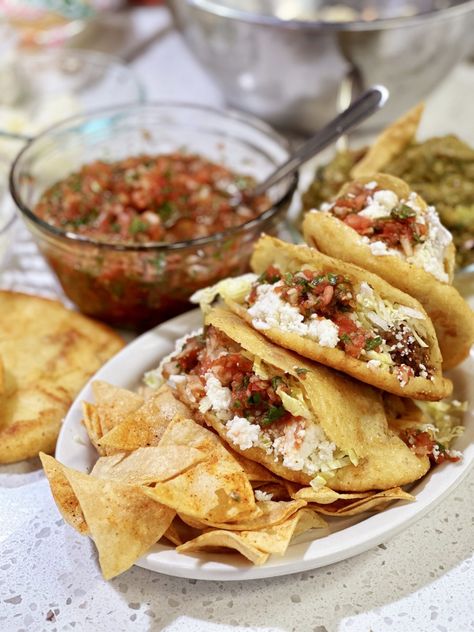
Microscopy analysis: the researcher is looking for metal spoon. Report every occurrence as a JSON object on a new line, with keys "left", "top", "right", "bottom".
{"left": 0, "top": 130, "right": 32, "bottom": 142}
{"left": 249, "top": 85, "right": 389, "bottom": 199}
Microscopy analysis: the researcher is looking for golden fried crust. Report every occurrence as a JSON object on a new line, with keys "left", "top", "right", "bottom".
{"left": 350, "top": 103, "right": 424, "bottom": 178}
{"left": 0, "top": 291, "right": 124, "bottom": 463}
{"left": 202, "top": 307, "right": 429, "bottom": 491}
{"left": 302, "top": 176, "right": 474, "bottom": 370}
{"left": 239, "top": 235, "right": 451, "bottom": 400}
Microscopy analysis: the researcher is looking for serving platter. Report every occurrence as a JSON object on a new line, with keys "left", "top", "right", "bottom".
{"left": 56, "top": 308, "right": 474, "bottom": 581}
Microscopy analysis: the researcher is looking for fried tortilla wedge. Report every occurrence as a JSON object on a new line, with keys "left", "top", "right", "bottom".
{"left": 194, "top": 236, "right": 450, "bottom": 400}
{"left": 350, "top": 103, "right": 424, "bottom": 179}
{"left": 309, "top": 487, "right": 414, "bottom": 516}
{"left": 303, "top": 175, "right": 474, "bottom": 369}
{"left": 180, "top": 499, "right": 307, "bottom": 531}
{"left": 144, "top": 415, "right": 257, "bottom": 523}
{"left": 90, "top": 445, "right": 207, "bottom": 485}
{"left": 176, "top": 530, "right": 270, "bottom": 565}
{"left": 41, "top": 455, "right": 176, "bottom": 580}
{"left": 156, "top": 306, "right": 430, "bottom": 490}
{"left": 97, "top": 385, "right": 190, "bottom": 453}
{"left": 177, "top": 507, "right": 326, "bottom": 564}
{"left": 0, "top": 292, "right": 124, "bottom": 463}
{"left": 40, "top": 452, "right": 88, "bottom": 535}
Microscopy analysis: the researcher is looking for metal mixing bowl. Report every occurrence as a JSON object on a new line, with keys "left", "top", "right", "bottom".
{"left": 169, "top": 0, "right": 474, "bottom": 133}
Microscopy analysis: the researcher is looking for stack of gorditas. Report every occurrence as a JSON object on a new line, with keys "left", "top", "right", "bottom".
{"left": 41, "top": 160, "right": 473, "bottom": 579}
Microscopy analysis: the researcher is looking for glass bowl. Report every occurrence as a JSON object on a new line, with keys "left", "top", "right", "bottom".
{"left": 10, "top": 103, "right": 296, "bottom": 330}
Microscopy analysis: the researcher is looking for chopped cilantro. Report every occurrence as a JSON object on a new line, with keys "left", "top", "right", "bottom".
{"left": 365, "top": 336, "right": 383, "bottom": 351}
{"left": 261, "top": 405, "right": 286, "bottom": 426}
{"left": 295, "top": 367, "right": 309, "bottom": 376}
{"left": 340, "top": 333, "right": 352, "bottom": 344}
{"left": 271, "top": 376, "right": 283, "bottom": 390}
{"left": 129, "top": 217, "right": 149, "bottom": 235}
{"left": 391, "top": 204, "right": 416, "bottom": 220}
{"left": 157, "top": 201, "right": 174, "bottom": 223}
{"left": 247, "top": 392, "right": 261, "bottom": 405}
{"left": 326, "top": 272, "right": 338, "bottom": 285}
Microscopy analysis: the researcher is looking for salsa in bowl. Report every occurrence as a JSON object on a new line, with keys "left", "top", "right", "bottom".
{"left": 10, "top": 103, "right": 296, "bottom": 329}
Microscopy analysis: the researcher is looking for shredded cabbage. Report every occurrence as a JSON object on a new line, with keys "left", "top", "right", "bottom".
{"left": 277, "top": 387, "right": 313, "bottom": 420}
{"left": 252, "top": 357, "right": 271, "bottom": 380}
{"left": 416, "top": 399, "right": 466, "bottom": 447}
{"left": 190, "top": 273, "right": 257, "bottom": 311}
{"left": 356, "top": 282, "right": 428, "bottom": 357}
{"left": 143, "top": 368, "right": 164, "bottom": 389}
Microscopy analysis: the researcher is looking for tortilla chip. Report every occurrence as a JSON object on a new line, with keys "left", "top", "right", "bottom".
{"left": 227, "top": 448, "right": 280, "bottom": 483}
{"left": 180, "top": 499, "right": 307, "bottom": 531}
{"left": 176, "top": 508, "right": 326, "bottom": 563}
{"left": 82, "top": 402, "right": 106, "bottom": 455}
{"left": 162, "top": 516, "right": 203, "bottom": 546}
{"left": 351, "top": 103, "right": 424, "bottom": 178}
{"left": 239, "top": 508, "right": 327, "bottom": 555}
{"left": 63, "top": 466, "right": 175, "bottom": 580}
{"left": 91, "top": 381, "right": 143, "bottom": 435}
{"left": 239, "top": 236, "right": 450, "bottom": 400}
{"left": 176, "top": 531, "right": 270, "bottom": 565}
{"left": 144, "top": 416, "right": 256, "bottom": 523}
{"left": 98, "top": 387, "right": 190, "bottom": 452}
{"left": 303, "top": 176, "right": 474, "bottom": 370}
{"left": 0, "top": 291, "right": 123, "bottom": 463}
{"left": 292, "top": 486, "right": 371, "bottom": 505}
{"left": 90, "top": 445, "right": 206, "bottom": 485}
{"left": 311, "top": 487, "right": 414, "bottom": 516}
{"left": 0, "top": 355, "right": 4, "bottom": 396}
{"left": 40, "top": 453, "right": 88, "bottom": 535}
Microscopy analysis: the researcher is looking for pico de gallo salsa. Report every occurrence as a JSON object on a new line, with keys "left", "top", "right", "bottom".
{"left": 162, "top": 326, "right": 292, "bottom": 428}
{"left": 246, "top": 265, "right": 433, "bottom": 383}
{"left": 34, "top": 152, "right": 269, "bottom": 244}
{"left": 329, "top": 182, "right": 427, "bottom": 256}
{"left": 32, "top": 152, "right": 282, "bottom": 329}
{"left": 400, "top": 427, "right": 460, "bottom": 465}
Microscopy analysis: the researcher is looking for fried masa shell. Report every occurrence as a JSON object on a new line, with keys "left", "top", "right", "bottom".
{"left": 302, "top": 174, "right": 474, "bottom": 369}
{"left": 204, "top": 307, "right": 429, "bottom": 491}
{"left": 224, "top": 235, "right": 451, "bottom": 400}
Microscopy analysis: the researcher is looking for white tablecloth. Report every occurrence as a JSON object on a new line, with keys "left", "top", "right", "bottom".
{"left": 1, "top": 7, "right": 473, "bottom": 632}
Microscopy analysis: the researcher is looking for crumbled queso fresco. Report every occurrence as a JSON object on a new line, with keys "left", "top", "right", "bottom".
{"left": 247, "top": 283, "right": 340, "bottom": 347}
{"left": 359, "top": 188, "right": 452, "bottom": 283}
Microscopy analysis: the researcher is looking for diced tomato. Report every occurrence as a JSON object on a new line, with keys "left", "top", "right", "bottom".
{"left": 343, "top": 214, "right": 374, "bottom": 234}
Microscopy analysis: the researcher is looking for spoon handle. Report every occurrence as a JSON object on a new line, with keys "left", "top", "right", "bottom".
{"left": 251, "top": 85, "right": 389, "bottom": 197}
{"left": 0, "top": 129, "right": 33, "bottom": 142}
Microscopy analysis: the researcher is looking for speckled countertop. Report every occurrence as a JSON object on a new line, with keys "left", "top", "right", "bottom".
{"left": 1, "top": 463, "right": 473, "bottom": 632}
{"left": 1, "top": 7, "right": 474, "bottom": 632}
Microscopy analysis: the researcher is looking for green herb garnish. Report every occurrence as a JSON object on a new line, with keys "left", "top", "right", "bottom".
{"left": 271, "top": 376, "right": 283, "bottom": 390}
{"left": 295, "top": 367, "right": 309, "bottom": 376}
{"left": 247, "top": 392, "right": 262, "bottom": 405}
{"left": 130, "top": 217, "right": 149, "bottom": 235}
{"left": 365, "top": 336, "right": 383, "bottom": 351}
{"left": 261, "top": 405, "right": 286, "bottom": 426}
{"left": 391, "top": 204, "right": 416, "bottom": 220}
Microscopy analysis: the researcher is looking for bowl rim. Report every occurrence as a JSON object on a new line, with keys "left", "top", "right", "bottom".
{"left": 9, "top": 101, "right": 297, "bottom": 253}
{"left": 185, "top": 0, "right": 474, "bottom": 31}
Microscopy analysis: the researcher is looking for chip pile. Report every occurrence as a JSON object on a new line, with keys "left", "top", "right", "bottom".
{"left": 41, "top": 381, "right": 414, "bottom": 579}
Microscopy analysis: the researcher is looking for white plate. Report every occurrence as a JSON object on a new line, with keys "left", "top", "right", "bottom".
{"left": 56, "top": 309, "right": 474, "bottom": 581}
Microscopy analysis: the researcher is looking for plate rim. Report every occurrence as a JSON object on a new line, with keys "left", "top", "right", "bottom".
{"left": 55, "top": 309, "right": 474, "bottom": 581}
